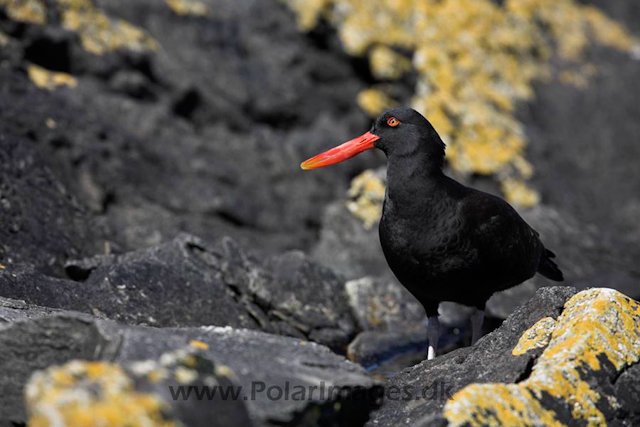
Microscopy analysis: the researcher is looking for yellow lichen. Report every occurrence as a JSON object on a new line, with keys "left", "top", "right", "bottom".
{"left": 444, "top": 288, "right": 640, "bottom": 427}
{"left": 285, "top": 0, "right": 332, "bottom": 31}
{"left": 512, "top": 316, "right": 556, "bottom": 356}
{"left": 215, "top": 365, "right": 235, "bottom": 378}
{"left": 189, "top": 339, "right": 209, "bottom": 350}
{"left": 174, "top": 366, "right": 197, "bottom": 384}
{"left": 26, "top": 361, "right": 176, "bottom": 427}
{"left": 0, "top": 0, "right": 157, "bottom": 55}
{"left": 57, "top": 0, "right": 158, "bottom": 55}
{"left": 0, "top": 30, "right": 9, "bottom": 46}
{"left": 346, "top": 169, "right": 386, "bottom": 228}
{"left": 559, "top": 64, "right": 598, "bottom": 90}
{"left": 165, "top": 0, "right": 210, "bottom": 17}
{"left": 45, "top": 118, "right": 57, "bottom": 129}
{"left": 357, "top": 88, "right": 396, "bottom": 117}
{"left": 0, "top": 263, "right": 5, "bottom": 269}
{"left": 369, "top": 45, "right": 412, "bottom": 80}
{"left": 501, "top": 178, "right": 540, "bottom": 209}
{"left": 0, "top": 0, "right": 46, "bottom": 24}
{"left": 283, "top": 0, "right": 639, "bottom": 206}
{"left": 28, "top": 64, "right": 78, "bottom": 90}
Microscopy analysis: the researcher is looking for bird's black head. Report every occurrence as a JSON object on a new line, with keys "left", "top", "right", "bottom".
{"left": 371, "top": 108, "right": 445, "bottom": 166}
{"left": 301, "top": 107, "right": 446, "bottom": 170}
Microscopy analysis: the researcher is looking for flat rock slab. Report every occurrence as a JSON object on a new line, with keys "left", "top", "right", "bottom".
{"left": 0, "top": 302, "right": 379, "bottom": 426}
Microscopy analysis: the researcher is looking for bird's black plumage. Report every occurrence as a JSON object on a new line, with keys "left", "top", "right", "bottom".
{"left": 301, "top": 107, "right": 563, "bottom": 357}
{"left": 373, "top": 108, "right": 563, "bottom": 316}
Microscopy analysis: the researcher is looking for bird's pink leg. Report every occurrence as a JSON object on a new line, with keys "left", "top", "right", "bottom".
{"left": 471, "top": 308, "right": 484, "bottom": 344}
{"left": 426, "top": 315, "right": 440, "bottom": 360}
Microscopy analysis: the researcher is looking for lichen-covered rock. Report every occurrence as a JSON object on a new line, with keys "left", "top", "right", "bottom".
{"left": 367, "top": 287, "right": 640, "bottom": 427}
{"left": 0, "top": 305, "right": 380, "bottom": 426}
{"left": 444, "top": 288, "right": 640, "bottom": 427}
{"left": 26, "top": 344, "right": 252, "bottom": 427}
{"left": 27, "top": 362, "right": 179, "bottom": 427}
{"left": 283, "top": 0, "right": 639, "bottom": 207}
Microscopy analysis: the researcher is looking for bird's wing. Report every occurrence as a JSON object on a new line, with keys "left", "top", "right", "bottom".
{"left": 461, "top": 190, "right": 542, "bottom": 272}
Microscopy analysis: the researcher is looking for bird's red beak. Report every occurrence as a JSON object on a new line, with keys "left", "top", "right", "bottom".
{"left": 301, "top": 132, "right": 380, "bottom": 170}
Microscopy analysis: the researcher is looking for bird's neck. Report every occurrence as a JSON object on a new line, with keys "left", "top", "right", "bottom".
{"left": 385, "top": 152, "right": 446, "bottom": 206}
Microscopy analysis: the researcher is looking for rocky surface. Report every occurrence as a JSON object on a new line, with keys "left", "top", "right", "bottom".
{"left": 1, "top": 0, "right": 640, "bottom": 425}
{"left": 367, "top": 287, "right": 640, "bottom": 426}
{"left": 0, "top": 301, "right": 380, "bottom": 426}
{"left": 0, "top": 0, "right": 376, "bottom": 276}
{"left": 0, "top": 234, "right": 357, "bottom": 352}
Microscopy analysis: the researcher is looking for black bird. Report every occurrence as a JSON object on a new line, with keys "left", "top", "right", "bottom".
{"left": 301, "top": 108, "right": 563, "bottom": 359}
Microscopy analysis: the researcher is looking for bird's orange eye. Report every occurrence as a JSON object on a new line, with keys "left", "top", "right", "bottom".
{"left": 387, "top": 117, "right": 400, "bottom": 127}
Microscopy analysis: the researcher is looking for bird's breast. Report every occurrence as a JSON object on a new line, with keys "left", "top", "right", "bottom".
{"left": 379, "top": 198, "right": 470, "bottom": 278}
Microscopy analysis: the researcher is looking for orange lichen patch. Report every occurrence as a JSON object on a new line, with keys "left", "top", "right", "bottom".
{"left": 57, "top": 0, "right": 158, "bottom": 55}
{"left": 0, "top": 0, "right": 46, "bottom": 24}
{"left": 512, "top": 316, "right": 556, "bottom": 356}
{"left": 189, "top": 339, "right": 210, "bottom": 350}
{"left": 165, "top": 0, "right": 210, "bottom": 17}
{"left": 26, "top": 361, "right": 176, "bottom": 427}
{"left": 444, "top": 288, "right": 640, "bottom": 427}
{"left": 283, "top": 0, "right": 639, "bottom": 206}
{"left": 346, "top": 169, "right": 386, "bottom": 229}
{"left": 357, "top": 88, "right": 396, "bottom": 117}
{"left": 28, "top": 64, "right": 78, "bottom": 90}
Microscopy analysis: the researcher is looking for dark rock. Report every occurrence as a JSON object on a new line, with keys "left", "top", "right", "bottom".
{"left": 343, "top": 276, "right": 476, "bottom": 372}
{"left": 523, "top": 41, "right": 640, "bottom": 243}
{"left": 0, "top": 314, "right": 103, "bottom": 423}
{"left": 0, "top": 134, "right": 103, "bottom": 276}
{"left": 0, "top": 302, "right": 380, "bottom": 426}
{"left": 312, "top": 202, "right": 394, "bottom": 283}
{"left": 0, "top": 0, "right": 378, "bottom": 273}
{"left": 613, "top": 363, "right": 640, "bottom": 426}
{"left": 0, "top": 234, "right": 358, "bottom": 350}
{"left": 0, "top": 234, "right": 260, "bottom": 329}
{"left": 366, "top": 286, "right": 577, "bottom": 426}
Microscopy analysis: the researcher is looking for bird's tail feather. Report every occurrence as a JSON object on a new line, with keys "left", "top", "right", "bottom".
{"left": 538, "top": 249, "right": 563, "bottom": 281}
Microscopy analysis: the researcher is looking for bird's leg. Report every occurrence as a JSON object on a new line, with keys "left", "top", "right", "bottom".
{"left": 470, "top": 308, "right": 485, "bottom": 345}
{"left": 426, "top": 315, "right": 440, "bottom": 360}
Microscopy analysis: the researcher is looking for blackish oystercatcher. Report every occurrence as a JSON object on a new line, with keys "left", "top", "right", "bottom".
{"left": 301, "top": 108, "right": 563, "bottom": 359}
